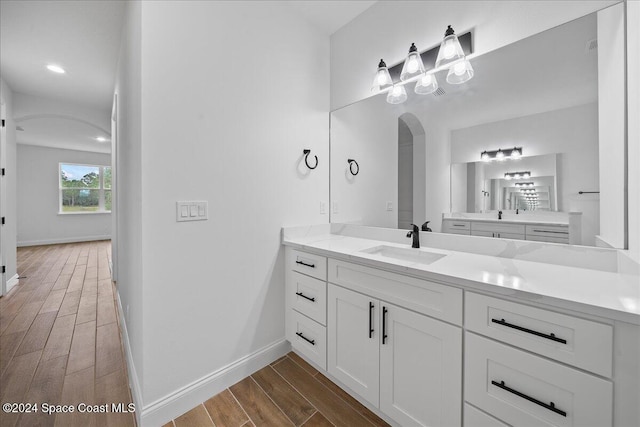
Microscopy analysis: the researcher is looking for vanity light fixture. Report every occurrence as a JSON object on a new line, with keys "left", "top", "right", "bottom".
{"left": 505, "top": 171, "right": 531, "bottom": 180}
{"left": 480, "top": 147, "right": 523, "bottom": 162}
{"left": 435, "top": 25, "right": 465, "bottom": 68}
{"left": 371, "top": 59, "right": 393, "bottom": 92}
{"left": 515, "top": 182, "right": 535, "bottom": 188}
{"left": 400, "top": 43, "right": 426, "bottom": 81}
{"left": 387, "top": 84, "right": 408, "bottom": 104}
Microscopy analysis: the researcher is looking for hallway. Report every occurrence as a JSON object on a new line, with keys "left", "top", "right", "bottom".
{"left": 0, "top": 241, "right": 135, "bottom": 427}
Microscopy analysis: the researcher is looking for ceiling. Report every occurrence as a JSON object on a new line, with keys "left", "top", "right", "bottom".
{"left": 285, "top": 1, "right": 376, "bottom": 35}
{"left": 0, "top": 0, "right": 126, "bottom": 111}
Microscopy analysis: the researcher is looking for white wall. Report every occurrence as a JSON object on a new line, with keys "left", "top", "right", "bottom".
{"left": 452, "top": 104, "right": 599, "bottom": 245}
{"left": 113, "top": 2, "right": 330, "bottom": 424}
{"left": 597, "top": 3, "right": 626, "bottom": 248}
{"left": 16, "top": 144, "right": 111, "bottom": 246}
{"left": 330, "top": 0, "right": 618, "bottom": 110}
{"left": 627, "top": 0, "right": 640, "bottom": 260}
{"left": 113, "top": 0, "right": 143, "bottom": 416}
{"left": 1, "top": 77, "right": 18, "bottom": 291}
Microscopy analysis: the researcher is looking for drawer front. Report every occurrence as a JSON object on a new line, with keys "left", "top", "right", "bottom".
{"left": 288, "top": 271, "right": 327, "bottom": 325}
{"left": 287, "top": 248, "right": 327, "bottom": 281}
{"left": 526, "top": 234, "right": 569, "bottom": 244}
{"left": 446, "top": 229, "right": 471, "bottom": 236}
{"left": 464, "top": 404, "right": 509, "bottom": 427}
{"left": 287, "top": 310, "right": 327, "bottom": 370}
{"left": 443, "top": 220, "right": 471, "bottom": 232}
{"left": 465, "top": 333, "right": 613, "bottom": 427}
{"left": 465, "top": 292, "right": 612, "bottom": 377}
{"left": 471, "top": 230, "right": 524, "bottom": 240}
{"left": 471, "top": 222, "right": 526, "bottom": 234}
{"left": 328, "top": 259, "right": 462, "bottom": 325}
{"left": 526, "top": 224, "right": 569, "bottom": 238}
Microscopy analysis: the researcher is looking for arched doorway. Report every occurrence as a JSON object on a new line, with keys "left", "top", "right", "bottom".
{"left": 398, "top": 113, "right": 426, "bottom": 230}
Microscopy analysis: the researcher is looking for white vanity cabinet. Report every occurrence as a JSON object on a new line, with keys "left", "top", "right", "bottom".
{"left": 327, "top": 284, "right": 462, "bottom": 427}
{"left": 442, "top": 218, "right": 571, "bottom": 243}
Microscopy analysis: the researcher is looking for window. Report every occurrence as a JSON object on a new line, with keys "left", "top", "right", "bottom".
{"left": 59, "top": 163, "right": 111, "bottom": 213}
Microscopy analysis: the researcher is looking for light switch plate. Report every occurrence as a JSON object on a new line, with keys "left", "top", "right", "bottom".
{"left": 176, "top": 201, "right": 208, "bottom": 222}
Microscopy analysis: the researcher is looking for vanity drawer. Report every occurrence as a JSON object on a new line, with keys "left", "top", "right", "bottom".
{"left": 287, "top": 310, "right": 327, "bottom": 370}
{"left": 287, "top": 271, "right": 327, "bottom": 325}
{"left": 471, "top": 222, "right": 526, "bottom": 235}
{"left": 465, "top": 333, "right": 613, "bottom": 427}
{"left": 328, "top": 259, "right": 462, "bottom": 325}
{"left": 526, "top": 224, "right": 569, "bottom": 238}
{"left": 443, "top": 220, "right": 471, "bottom": 232}
{"left": 526, "top": 234, "right": 569, "bottom": 244}
{"left": 464, "top": 404, "right": 509, "bottom": 427}
{"left": 471, "top": 230, "right": 524, "bottom": 240}
{"left": 287, "top": 248, "right": 327, "bottom": 281}
{"left": 465, "top": 292, "right": 613, "bottom": 377}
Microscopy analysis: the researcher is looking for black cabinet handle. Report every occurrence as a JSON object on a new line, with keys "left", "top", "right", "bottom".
{"left": 295, "top": 260, "right": 315, "bottom": 268}
{"left": 452, "top": 224, "right": 466, "bottom": 227}
{"left": 532, "top": 229, "right": 568, "bottom": 234}
{"left": 491, "top": 380, "right": 567, "bottom": 417}
{"left": 295, "top": 292, "right": 315, "bottom": 302}
{"left": 369, "top": 302, "right": 374, "bottom": 338}
{"left": 296, "top": 332, "right": 315, "bottom": 345}
{"left": 382, "top": 306, "right": 388, "bottom": 344}
{"left": 491, "top": 318, "right": 567, "bottom": 344}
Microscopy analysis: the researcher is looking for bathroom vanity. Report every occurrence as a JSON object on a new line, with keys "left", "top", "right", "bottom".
{"left": 282, "top": 224, "right": 639, "bottom": 427}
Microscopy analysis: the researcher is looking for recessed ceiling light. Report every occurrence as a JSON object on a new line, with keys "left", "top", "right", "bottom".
{"left": 46, "top": 64, "right": 65, "bottom": 74}
{"left": 95, "top": 136, "right": 107, "bottom": 142}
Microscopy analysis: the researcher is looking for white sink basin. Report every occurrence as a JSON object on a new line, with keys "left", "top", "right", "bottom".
{"left": 359, "top": 245, "right": 446, "bottom": 265}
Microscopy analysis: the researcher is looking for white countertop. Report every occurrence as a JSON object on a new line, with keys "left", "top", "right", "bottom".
{"left": 282, "top": 229, "right": 640, "bottom": 324}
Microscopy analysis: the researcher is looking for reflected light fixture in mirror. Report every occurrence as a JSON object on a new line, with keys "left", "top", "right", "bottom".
{"left": 435, "top": 25, "right": 465, "bottom": 68}
{"left": 400, "top": 43, "right": 426, "bottom": 81}
{"left": 505, "top": 171, "right": 531, "bottom": 180}
{"left": 446, "top": 59, "right": 474, "bottom": 84}
{"left": 371, "top": 59, "right": 393, "bottom": 92}
{"left": 515, "top": 182, "right": 535, "bottom": 188}
{"left": 415, "top": 73, "right": 439, "bottom": 94}
{"left": 387, "top": 84, "right": 408, "bottom": 104}
{"left": 480, "top": 147, "right": 523, "bottom": 161}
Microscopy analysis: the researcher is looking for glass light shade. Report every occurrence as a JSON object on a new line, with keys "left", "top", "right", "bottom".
{"left": 400, "top": 43, "right": 425, "bottom": 81}
{"left": 446, "top": 59, "right": 474, "bottom": 84}
{"left": 386, "top": 84, "right": 408, "bottom": 104}
{"left": 480, "top": 151, "right": 490, "bottom": 162}
{"left": 495, "top": 149, "right": 505, "bottom": 161}
{"left": 435, "top": 26, "right": 465, "bottom": 69}
{"left": 371, "top": 59, "right": 393, "bottom": 92}
{"left": 415, "top": 73, "right": 438, "bottom": 95}
{"left": 504, "top": 175, "right": 512, "bottom": 180}
{"left": 511, "top": 147, "right": 521, "bottom": 158}
{"left": 522, "top": 172, "right": 531, "bottom": 179}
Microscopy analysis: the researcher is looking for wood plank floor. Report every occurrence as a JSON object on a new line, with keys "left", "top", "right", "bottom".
{"left": 168, "top": 352, "right": 390, "bottom": 427}
{"left": 0, "top": 241, "right": 135, "bottom": 427}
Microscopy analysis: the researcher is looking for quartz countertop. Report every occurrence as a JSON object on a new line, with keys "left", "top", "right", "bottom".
{"left": 282, "top": 228, "right": 640, "bottom": 324}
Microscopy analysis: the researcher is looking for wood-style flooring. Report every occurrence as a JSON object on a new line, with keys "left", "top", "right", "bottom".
{"left": 0, "top": 241, "right": 135, "bottom": 427}
{"left": 167, "top": 352, "right": 390, "bottom": 427}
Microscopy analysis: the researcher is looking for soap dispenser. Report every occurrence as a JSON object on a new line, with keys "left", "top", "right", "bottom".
{"left": 421, "top": 221, "right": 432, "bottom": 232}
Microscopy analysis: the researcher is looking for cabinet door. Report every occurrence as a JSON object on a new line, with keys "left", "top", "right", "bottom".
{"left": 328, "top": 284, "right": 380, "bottom": 406}
{"left": 380, "top": 303, "right": 462, "bottom": 427}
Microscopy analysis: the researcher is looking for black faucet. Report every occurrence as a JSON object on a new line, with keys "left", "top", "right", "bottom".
{"left": 406, "top": 224, "right": 420, "bottom": 248}
{"left": 498, "top": 210, "right": 503, "bottom": 220}
{"left": 421, "top": 221, "right": 432, "bottom": 232}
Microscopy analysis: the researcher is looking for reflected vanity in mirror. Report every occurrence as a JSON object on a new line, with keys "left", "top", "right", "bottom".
{"left": 330, "top": 9, "right": 624, "bottom": 247}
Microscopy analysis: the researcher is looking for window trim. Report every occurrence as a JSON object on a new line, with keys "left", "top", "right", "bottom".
{"left": 59, "top": 162, "right": 112, "bottom": 214}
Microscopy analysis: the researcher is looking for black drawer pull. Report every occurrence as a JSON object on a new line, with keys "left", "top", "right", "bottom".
{"left": 452, "top": 224, "right": 466, "bottom": 227}
{"left": 382, "top": 306, "right": 388, "bottom": 344}
{"left": 296, "top": 332, "right": 315, "bottom": 345}
{"left": 369, "top": 302, "right": 374, "bottom": 338}
{"left": 295, "top": 292, "right": 315, "bottom": 302}
{"left": 295, "top": 260, "right": 315, "bottom": 268}
{"left": 491, "top": 318, "right": 567, "bottom": 344}
{"left": 491, "top": 380, "right": 567, "bottom": 417}
{"left": 532, "top": 229, "right": 568, "bottom": 234}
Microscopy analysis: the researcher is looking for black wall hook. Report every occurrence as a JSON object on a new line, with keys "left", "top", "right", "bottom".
{"left": 303, "top": 149, "right": 318, "bottom": 170}
{"left": 347, "top": 159, "right": 359, "bottom": 175}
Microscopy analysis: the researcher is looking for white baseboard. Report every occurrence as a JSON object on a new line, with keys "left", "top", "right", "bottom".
{"left": 17, "top": 235, "right": 111, "bottom": 247}
{"left": 116, "top": 293, "right": 143, "bottom": 427}
{"left": 141, "top": 339, "right": 290, "bottom": 427}
{"left": 6, "top": 274, "right": 19, "bottom": 293}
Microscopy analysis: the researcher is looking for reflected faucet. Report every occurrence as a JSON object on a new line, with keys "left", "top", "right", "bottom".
{"left": 498, "top": 210, "right": 503, "bottom": 220}
{"left": 406, "top": 224, "right": 420, "bottom": 248}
